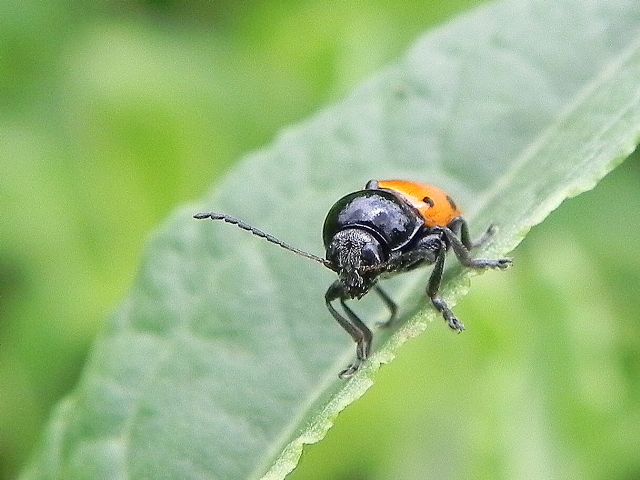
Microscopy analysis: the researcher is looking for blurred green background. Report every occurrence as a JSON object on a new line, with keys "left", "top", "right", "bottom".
{"left": 1, "top": 1, "right": 638, "bottom": 479}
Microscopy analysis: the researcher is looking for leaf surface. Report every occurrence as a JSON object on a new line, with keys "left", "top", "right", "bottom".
{"left": 23, "top": 0, "right": 640, "bottom": 479}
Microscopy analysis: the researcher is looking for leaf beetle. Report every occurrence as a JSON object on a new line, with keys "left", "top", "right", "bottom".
{"left": 195, "top": 179, "right": 512, "bottom": 378}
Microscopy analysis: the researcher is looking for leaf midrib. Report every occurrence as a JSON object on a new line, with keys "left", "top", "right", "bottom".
{"left": 469, "top": 30, "right": 640, "bottom": 220}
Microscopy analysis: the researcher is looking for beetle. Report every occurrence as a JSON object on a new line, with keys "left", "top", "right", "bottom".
{"left": 195, "top": 179, "right": 512, "bottom": 378}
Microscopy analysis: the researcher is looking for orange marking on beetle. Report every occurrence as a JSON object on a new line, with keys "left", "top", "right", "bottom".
{"left": 377, "top": 180, "right": 462, "bottom": 228}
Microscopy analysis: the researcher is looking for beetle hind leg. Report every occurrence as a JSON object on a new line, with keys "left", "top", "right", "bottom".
{"left": 471, "top": 224, "right": 497, "bottom": 249}
{"left": 448, "top": 217, "right": 497, "bottom": 250}
{"left": 443, "top": 226, "right": 512, "bottom": 270}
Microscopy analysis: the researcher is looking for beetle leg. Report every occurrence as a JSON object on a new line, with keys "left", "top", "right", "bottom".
{"left": 377, "top": 234, "right": 441, "bottom": 273}
{"left": 442, "top": 227, "right": 512, "bottom": 270}
{"left": 447, "top": 217, "right": 489, "bottom": 249}
{"left": 325, "top": 280, "right": 373, "bottom": 379}
{"left": 448, "top": 217, "right": 497, "bottom": 250}
{"left": 365, "top": 179, "right": 379, "bottom": 189}
{"left": 447, "top": 217, "right": 472, "bottom": 249}
{"left": 471, "top": 224, "right": 497, "bottom": 249}
{"left": 375, "top": 234, "right": 465, "bottom": 331}
{"left": 427, "top": 240, "right": 465, "bottom": 332}
{"left": 373, "top": 285, "right": 398, "bottom": 328}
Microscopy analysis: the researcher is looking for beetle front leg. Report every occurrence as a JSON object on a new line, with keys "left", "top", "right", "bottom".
{"left": 325, "top": 280, "right": 373, "bottom": 379}
{"left": 378, "top": 234, "right": 465, "bottom": 332}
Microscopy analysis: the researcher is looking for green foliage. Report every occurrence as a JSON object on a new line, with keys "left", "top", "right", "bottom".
{"left": 2, "top": 0, "right": 640, "bottom": 479}
{"left": 0, "top": 1, "right": 480, "bottom": 478}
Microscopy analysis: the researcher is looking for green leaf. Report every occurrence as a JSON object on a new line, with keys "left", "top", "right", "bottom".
{"left": 23, "top": 0, "right": 640, "bottom": 479}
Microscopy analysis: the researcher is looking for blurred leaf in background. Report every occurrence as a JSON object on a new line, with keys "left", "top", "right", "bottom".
{"left": 0, "top": 1, "right": 485, "bottom": 478}
{"left": 1, "top": 1, "right": 639, "bottom": 480}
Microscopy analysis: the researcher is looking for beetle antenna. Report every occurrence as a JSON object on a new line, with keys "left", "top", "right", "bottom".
{"left": 194, "top": 212, "right": 336, "bottom": 271}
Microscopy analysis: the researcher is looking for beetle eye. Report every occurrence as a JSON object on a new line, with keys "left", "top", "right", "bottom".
{"left": 326, "top": 243, "right": 338, "bottom": 263}
{"left": 361, "top": 243, "right": 383, "bottom": 267}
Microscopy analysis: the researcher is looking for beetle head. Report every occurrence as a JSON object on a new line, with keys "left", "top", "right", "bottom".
{"left": 326, "top": 228, "right": 385, "bottom": 298}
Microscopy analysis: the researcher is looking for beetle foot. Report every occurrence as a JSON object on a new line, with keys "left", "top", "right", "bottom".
{"left": 446, "top": 314, "right": 465, "bottom": 333}
{"left": 376, "top": 316, "right": 396, "bottom": 329}
{"left": 494, "top": 258, "right": 513, "bottom": 269}
{"left": 469, "top": 257, "right": 513, "bottom": 270}
{"left": 338, "top": 359, "right": 363, "bottom": 379}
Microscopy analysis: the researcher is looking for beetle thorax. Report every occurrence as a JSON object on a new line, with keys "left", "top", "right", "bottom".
{"left": 326, "top": 228, "right": 386, "bottom": 298}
